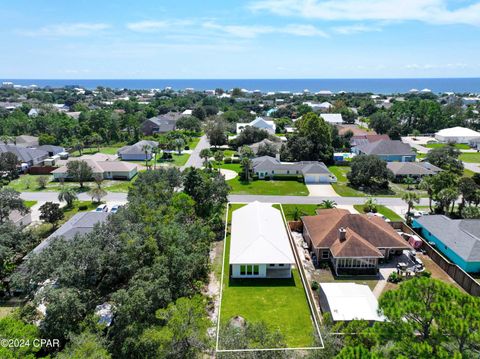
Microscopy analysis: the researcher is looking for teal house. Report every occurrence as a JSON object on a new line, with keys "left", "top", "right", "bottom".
{"left": 355, "top": 140, "right": 416, "bottom": 162}
{"left": 412, "top": 216, "right": 480, "bottom": 273}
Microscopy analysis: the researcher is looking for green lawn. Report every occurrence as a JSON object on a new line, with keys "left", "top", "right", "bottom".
{"left": 425, "top": 143, "right": 470, "bottom": 150}
{"left": 104, "top": 179, "right": 135, "bottom": 193}
{"left": 24, "top": 200, "right": 37, "bottom": 208}
{"left": 460, "top": 152, "right": 480, "bottom": 163}
{"left": 158, "top": 153, "right": 190, "bottom": 166}
{"left": 316, "top": 268, "right": 379, "bottom": 291}
{"left": 188, "top": 137, "right": 201, "bottom": 150}
{"left": 353, "top": 204, "right": 404, "bottom": 222}
{"left": 6, "top": 174, "right": 131, "bottom": 193}
{"left": 328, "top": 165, "right": 350, "bottom": 182}
{"left": 227, "top": 178, "right": 309, "bottom": 196}
{"left": 463, "top": 168, "right": 476, "bottom": 177}
{"left": 213, "top": 162, "right": 241, "bottom": 173}
{"left": 279, "top": 204, "right": 321, "bottom": 221}
{"left": 70, "top": 146, "right": 122, "bottom": 157}
{"left": 219, "top": 204, "right": 315, "bottom": 348}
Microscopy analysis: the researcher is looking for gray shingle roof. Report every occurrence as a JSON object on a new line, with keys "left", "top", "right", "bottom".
{"left": 387, "top": 162, "right": 442, "bottom": 176}
{"left": 357, "top": 140, "right": 415, "bottom": 156}
{"left": 118, "top": 140, "right": 158, "bottom": 155}
{"left": 415, "top": 215, "right": 480, "bottom": 262}
{"left": 32, "top": 212, "right": 110, "bottom": 254}
{"left": 0, "top": 144, "right": 48, "bottom": 164}
{"left": 252, "top": 156, "right": 332, "bottom": 176}
{"left": 145, "top": 113, "right": 180, "bottom": 132}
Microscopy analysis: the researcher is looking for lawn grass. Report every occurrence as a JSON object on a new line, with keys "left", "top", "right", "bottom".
{"left": 158, "top": 153, "right": 190, "bottom": 166}
{"left": 463, "top": 168, "right": 475, "bottom": 177}
{"left": 425, "top": 143, "right": 470, "bottom": 150}
{"left": 328, "top": 165, "right": 350, "bottom": 183}
{"left": 188, "top": 137, "right": 201, "bottom": 150}
{"left": 460, "top": 152, "right": 480, "bottom": 163}
{"left": 353, "top": 204, "right": 404, "bottom": 222}
{"left": 24, "top": 200, "right": 37, "bottom": 208}
{"left": 227, "top": 178, "right": 309, "bottom": 196}
{"left": 219, "top": 204, "right": 315, "bottom": 348}
{"left": 280, "top": 204, "right": 322, "bottom": 221}
{"left": 316, "top": 268, "right": 379, "bottom": 291}
{"left": 104, "top": 179, "right": 135, "bottom": 193}
{"left": 70, "top": 146, "right": 122, "bottom": 157}
{"left": 213, "top": 162, "right": 241, "bottom": 173}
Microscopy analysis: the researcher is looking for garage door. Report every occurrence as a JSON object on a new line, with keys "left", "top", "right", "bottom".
{"left": 304, "top": 175, "right": 319, "bottom": 183}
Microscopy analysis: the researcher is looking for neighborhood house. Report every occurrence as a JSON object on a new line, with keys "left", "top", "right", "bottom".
{"left": 252, "top": 156, "right": 337, "bottom": 184}
{"left": 141, "top": 113, "right": 180, "bottom": 135}
{"left": 236, "top": 117, "right": 276, "bottom": 134}
{"left": 387, "top": 162, "right": 442, "bottom": 181}
{"left": 52, "top": 159, "right": 138, "bottom": 181}
{"left": 229, "top": 202, "right": 295, "bottom": 279}
{"left": 412, "top": 216, "right": 480, "bottom": 273}
{"left": 354, "top": 140, "right": 416, "bottom": 162}
{"left": 117, "top": 140, "right": 159, "bottom": 161}
{"left": 435, "top": 126, "right": 480, "bottom": 144}
{"left": 302, "top": 209, "right": 411, "bottom": 275}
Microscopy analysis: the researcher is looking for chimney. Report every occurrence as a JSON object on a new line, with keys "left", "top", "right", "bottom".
{"left": 338, "top": 227, "right": 346, "bottom": 241}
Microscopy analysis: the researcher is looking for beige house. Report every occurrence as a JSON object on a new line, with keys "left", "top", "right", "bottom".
{"left": 52, "top": 159, "right": 137, "bottom": 181}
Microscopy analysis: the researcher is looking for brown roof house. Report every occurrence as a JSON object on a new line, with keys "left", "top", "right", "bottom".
{"left": 302, "top": 209, "right": 410, "bottom": 275}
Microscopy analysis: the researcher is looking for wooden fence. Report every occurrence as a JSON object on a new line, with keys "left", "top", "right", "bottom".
{"left": 391, "top": 221, "right": 480, "bottom": 296}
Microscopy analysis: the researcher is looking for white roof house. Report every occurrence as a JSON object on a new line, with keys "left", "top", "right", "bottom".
{"left": 236, "top": 117, "right": 276, "bottom": 135}
{"left": 230, "top": 202, "right": 294, "bottom": 278}
{"left": 320, "top": 113, "right": 343, "bottom": 124}
{"left": 435, "top": 126, "right": 480, "bottom": 144}
{"left": 319, "top": 283, "right": 385, "bottom": 322}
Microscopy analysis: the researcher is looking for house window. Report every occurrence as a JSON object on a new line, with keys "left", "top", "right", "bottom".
{"left": 279, "top": 264, "right": 284, "bottom": 267}
{"left": 240, "top": 265, "right": 246, "bottom": 275}
{"left": 322, "top": 250, "right": 329, "bottom": 259}
{"left": 287, "top": 170, "right": 290, "bottom": 174}
{"left": 269, "top": 264, "right": 275, "bottom": 267}
{"left": 272, "top": 170, "right": 274, "bottom": 174}
{"left": 253, "top": 265, "right": 259, "bottom": 275}
{"left": 247, "top": 265, "right": 253, "bottom": 275}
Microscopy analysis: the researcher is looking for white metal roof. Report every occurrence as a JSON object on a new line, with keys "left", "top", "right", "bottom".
{"left": 435, "top": 126, "right": 480, "bottom": 137}
{"left": 320, "top": 283, "right": 385, "bottom": 322}
{"left": 230, "top": 202, "right": 294, "bottom": 265}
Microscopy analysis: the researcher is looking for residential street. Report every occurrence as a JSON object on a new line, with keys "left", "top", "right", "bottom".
{"left": 181, "top": 134, "right": 210, "bottom": 169}
{"left": 20, "top": 191, "right": 430, "bottom": 207}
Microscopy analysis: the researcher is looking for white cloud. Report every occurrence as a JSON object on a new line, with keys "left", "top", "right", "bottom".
{"left": 332, "top": 24, "right": 382, "bottom": 35}
{"left": 20, "top": 23, "right": 111, "bottom": 37}
{"left": 126, "top": 20, "right": 193, "bottom": 32}
{"left": 249, "top": 0, "right": 480, "bottom": 26}
{"left": 202, "top": 21, "right": 327, "bottom": 38}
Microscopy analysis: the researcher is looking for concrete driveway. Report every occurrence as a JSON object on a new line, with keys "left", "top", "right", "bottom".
{"left": 306, "top": 184, "right": 338, "bottom": 196}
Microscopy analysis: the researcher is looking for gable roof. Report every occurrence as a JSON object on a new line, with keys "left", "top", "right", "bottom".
{"left": 144, "top": 113, "right": 180, "bottom": 131}
{"left": 350, "top": 134, "right": 390, "bottom": 147}
{"left": 252, "top": 156, "right": 334, "bottom": 176}
{"left": 118, "top": 140, "right": 158, "bottom": 155}
{"left": 320, "top": 113, "right": 343, "bottom": 124}
{"left": 32, "top": 212, "right": 110, "bottom": 254}
{"left": 356, "top": 140, "right": 414, "bottom": 156}
{"left": 0, "top": 145, "right": 48, "bottom": 164}
{"left": 249, "top": 139, "right": 282, "bottom": 154}
{"left": 230, "top": 202, "right": 294, "bottom": 265}
{"left": 415, "top": 215, "right": 480, "bottom": 262}
{"left": 51, "top": 159, "right": 137, "bottom": 174}
{"left": 387, "top": 161, "right": 442, "bottom": 176}
{"left": 435, "top": 126, "right": 480, "bottom": 138}
{"left": 330, "top": 228, "right": 383, "bottom": 258}
{"left": 302, "top": 209, "right": 410, "bottom": 254}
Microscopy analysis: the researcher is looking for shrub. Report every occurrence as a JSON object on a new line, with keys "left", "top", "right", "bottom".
{"left": 388, "top": 272, "right": 402, "bottom": 283}
{"left": 417, "top": 270, "right": 431, "bottom": 278}
{"left": 311, "top": 281, "right": 319, "bottom": 291}
{"left": 224, "top": 157, "right": 233, "bottom": 164}
{"left": 78, "top": 205, "right": 88, "bottom": 211}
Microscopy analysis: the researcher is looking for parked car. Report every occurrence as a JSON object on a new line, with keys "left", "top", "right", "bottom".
{"left": 110, "top": 205, "right": 123, "bottom": 213}
{"left": 95, "top": 204, "right": 108, "bottom": 212}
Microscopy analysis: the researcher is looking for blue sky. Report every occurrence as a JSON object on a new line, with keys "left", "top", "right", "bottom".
{"left": 1, "top": 0, "right": 480, "bottom": 79}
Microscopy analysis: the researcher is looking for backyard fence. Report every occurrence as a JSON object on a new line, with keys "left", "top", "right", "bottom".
{"left": 391, "top": 221, "right": 480, "bottom": 296}
{"left": 28, "top": 166, "right": 56, "bottom": 175}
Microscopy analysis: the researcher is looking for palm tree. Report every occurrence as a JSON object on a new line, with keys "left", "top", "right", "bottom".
{"left": 88, "top": 187, "right": 107, "bottom": 203}
{"left": 363, "top": 197, "right": 377, "bottom": 213}
{"left": 58, "top": 186, "right": 78, "bottom": 208}
{"left": 402, "top": 191, "right": 420, "bottom": 224}
{"left": 403, "top": 176, "right": 415, "bottom": 190}
{"left": 199, "top": 148, "right": 212, "bottom": 168}
{"left": 151, "top": 147, "right": 158, "bottom": 170}
{"left": 419, "top": 176, "right": 434, "bottom": 212}
{"left": 240, "top": 157, "right": 253, "bottom": 183}
{"left": 174, "top": 138, "right": 185, "bottom": 155}
{"left": 321, "top": 200, "right": 337, "bottom": 209}
{"left": 438, "top": 187, "right": 459, "bottom": 216}
{"left": 142, "top": 144, "right": 152, "bottom": 168}
{"left": 91, "top": 133, "right": 103, "bottom": 152}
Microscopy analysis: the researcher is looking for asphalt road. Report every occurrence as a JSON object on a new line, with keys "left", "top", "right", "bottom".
{"left": 20, "top": 191, "right": 430, "bottom": 206}
{"left": 181, "top": 134, "right": 210, "bottom": 170}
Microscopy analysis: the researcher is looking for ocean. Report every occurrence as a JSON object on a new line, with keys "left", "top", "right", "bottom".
{"left": 3, "top": 78, "right": 480, "bottom": 94}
